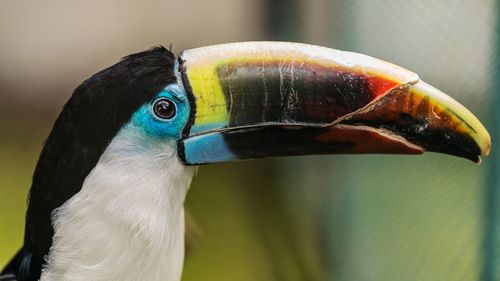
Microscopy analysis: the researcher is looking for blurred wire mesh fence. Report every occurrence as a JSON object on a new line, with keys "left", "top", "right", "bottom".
{"left": 272, "top": 0, "right": 499, "bottom": 280}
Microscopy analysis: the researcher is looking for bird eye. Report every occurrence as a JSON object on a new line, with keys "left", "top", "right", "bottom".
{"left": 153, "top": 98, "right": 176, "bottom": 120}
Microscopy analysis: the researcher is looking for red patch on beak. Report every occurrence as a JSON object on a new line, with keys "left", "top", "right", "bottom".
{"left": 315, "top": 124, "right": 424, "bottom": 154}
{"left": 366, "top": 76, "right": 399, "bottom": 98}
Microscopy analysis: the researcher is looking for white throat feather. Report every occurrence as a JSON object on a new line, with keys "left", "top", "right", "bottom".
{"left": 40, "top": 123, "right": 196, "bottom": 281}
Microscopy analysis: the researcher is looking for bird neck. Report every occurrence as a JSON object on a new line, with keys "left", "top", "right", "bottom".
{"left": 40, "top": 125, "right": 196, "bottom": 281}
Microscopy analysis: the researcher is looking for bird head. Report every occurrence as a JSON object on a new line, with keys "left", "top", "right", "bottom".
{"left": 15, "top": 42, "right": 491, "bottom": 281}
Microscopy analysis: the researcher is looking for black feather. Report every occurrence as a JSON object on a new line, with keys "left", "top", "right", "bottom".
{"left": 1, "top": 46, "right": 177, "bottom": 281}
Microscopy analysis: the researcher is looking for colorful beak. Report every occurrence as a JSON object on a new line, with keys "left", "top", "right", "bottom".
{"left": 176, "top": 42, "right": 491, "bottom": 165}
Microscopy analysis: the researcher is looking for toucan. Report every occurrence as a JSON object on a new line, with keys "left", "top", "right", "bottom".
{"left": 0, "top": 42, "right": 491, "bottom": 281}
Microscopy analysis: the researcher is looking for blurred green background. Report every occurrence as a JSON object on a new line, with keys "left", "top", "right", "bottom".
{"left": 0, "top": 0, "right": 498, "bottom": 280}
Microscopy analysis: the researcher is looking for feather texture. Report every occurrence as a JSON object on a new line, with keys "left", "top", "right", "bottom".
{"left": 40, "top": 122, "right": 196, "bottom": 281}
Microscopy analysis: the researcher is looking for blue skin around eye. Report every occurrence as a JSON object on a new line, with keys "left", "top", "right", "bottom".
{"left": 128, "top": 81, "right": 237, "bottom": 164}
{"left": 130, "top": 83, "right": 190, "bottom": 140}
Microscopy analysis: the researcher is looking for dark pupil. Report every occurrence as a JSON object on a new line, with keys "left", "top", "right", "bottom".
{"left": 153, "top": 99, "right": 176, "bottom": 119}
